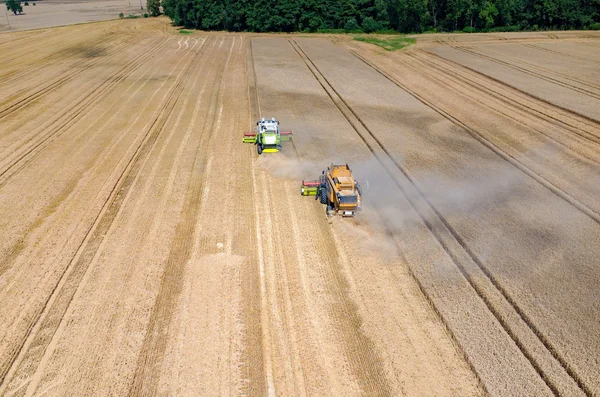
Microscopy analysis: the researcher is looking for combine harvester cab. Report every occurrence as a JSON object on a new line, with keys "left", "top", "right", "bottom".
{"left": 243, "top": 117, "right": 292, "bottom": 155}
{"left": 301, "top": 164, "right": 362, "bottom": 217}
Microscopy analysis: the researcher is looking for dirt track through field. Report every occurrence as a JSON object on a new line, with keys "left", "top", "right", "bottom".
{"left": 1, "top": 18, "right": 599, "bottom": 396}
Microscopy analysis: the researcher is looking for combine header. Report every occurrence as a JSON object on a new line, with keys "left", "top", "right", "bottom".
{"left": 301, "top": 164, "right": 362, "bottom": 217}
{"left": 243, "top": 117, "right": 292, "bottom": 154}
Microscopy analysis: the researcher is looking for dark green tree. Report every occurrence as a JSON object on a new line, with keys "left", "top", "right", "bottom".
{"left": 361, "top": 16, "right": 382, "bottom": 31}
{"left": 344, "top": 16, "right": 361, "bottom": 31}
{"left": 6, "top": 0, "right": 23, "bottom": 15}
{"left": 147, "top": 0, "right": 160, "bottom": 16}
{"left": 479, "top": 0, "right": 499, "bottom": 27}
{"left": 160, "top": 0, "right": 600, "bottom": 33}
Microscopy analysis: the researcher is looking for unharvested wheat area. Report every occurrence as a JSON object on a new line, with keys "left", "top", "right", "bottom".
{"left": 1, "top": 14, "right": 600, "bottom": 397}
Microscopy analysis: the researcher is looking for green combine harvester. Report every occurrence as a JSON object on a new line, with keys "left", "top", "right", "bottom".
{"left": 243, "top": 117, "right": 292, "bottom": 154}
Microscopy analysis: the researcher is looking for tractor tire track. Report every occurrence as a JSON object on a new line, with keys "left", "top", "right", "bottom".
{"left": 0, "top": 38, "right": 206, "bottom": 393}
{"left": 0, "top": 37, "right": 170, "bottom": 190}
{"left": 521, "top": 43, "right": 598, "bottom": 64}
{"left": 425, "top": 48, "right": 600, "bottom": 127}
{"left": 472, "top": 44, "right": 600, "bottom": 92}
{"left": 290, "top": 39, "right": 590, "bottom": 396}
{"left": 126, "top": 37, "right": 233, "bottom": 397}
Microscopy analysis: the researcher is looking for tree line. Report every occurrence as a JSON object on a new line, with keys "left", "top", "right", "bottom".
{"left": 159, "top": 0, "right": 600, "bottom": 33}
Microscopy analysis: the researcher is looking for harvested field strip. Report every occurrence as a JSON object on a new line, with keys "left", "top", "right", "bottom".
{"left": 0, "top": 34, "right": 162, "bottom": 120}
{"left": 288, "top": 46, "right": 393, "bottom": 397}
{"left": 253, "top": 39, "right": 396, "bottom": 396}
{"left": 521, "top": 43, "right": 598, "bottom": 63}
{"left": 1, "top": 47, "right": 206, "bottom": 394}
{"left": 470, "top": 44, "right": 600, "bottom": 91}
{"left": 0, "top": 38, "right": 185, "bottom": 284}
{"left": 127, "top": 37, "right": 230, "bottom": 397}
{"left": 45, "top": 37, "right": 222, "bottom": 396}
{"left": 289, "top": 38, "right": 590, "bottom": 396}
{"left": 0, "top": 38, "right": 206, "bottom": 393}
{"left": 417, "top": 51, "right": 600, "bottom": 146}
{"left": 401, "top": 52, "right": 600, "bottom": 173}
{"left": 0, "top": 37, "right": 170, "bottom": 189}
{"left": 290, "top": 38, "right": 551, "bottom": 395}
{"left": 343, "top": 47, "right": 593, "bottom": 396}
{"left": 349, "top": 51, "right": 600, "bottom": 227}
{"left": 451, "top": 44, "right": 600, "bottom": 100}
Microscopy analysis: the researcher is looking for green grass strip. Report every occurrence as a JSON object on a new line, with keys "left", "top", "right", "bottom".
{"left": 353, "top": 35, "right": 415, "bottom": 51}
